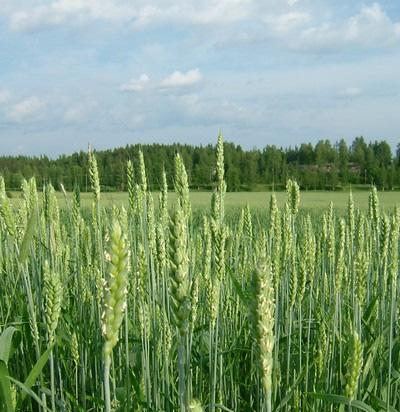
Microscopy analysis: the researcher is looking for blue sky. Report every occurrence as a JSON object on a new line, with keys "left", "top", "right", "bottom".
{"left": 0, "top": 0, "right": 400, "bottom": 156}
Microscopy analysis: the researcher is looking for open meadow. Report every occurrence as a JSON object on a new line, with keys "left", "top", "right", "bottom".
{"left": 9, "top": 189, "right": 400, "bottom": 211}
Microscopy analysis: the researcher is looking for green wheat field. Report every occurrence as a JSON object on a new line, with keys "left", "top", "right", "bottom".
{"left": 1, "top": 136, "right": 399, "bottom": 411}
{"left": 8, "top": 190, "right": 400, "bottom": 211}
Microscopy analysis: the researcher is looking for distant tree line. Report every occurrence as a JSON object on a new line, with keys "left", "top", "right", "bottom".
{"left": 1, "top": 137, "right": 400, "bottom": 191}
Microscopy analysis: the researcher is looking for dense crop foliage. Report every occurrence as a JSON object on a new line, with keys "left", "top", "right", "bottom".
{"left": 0, "top": 135, "right": 399, "bottom": 411}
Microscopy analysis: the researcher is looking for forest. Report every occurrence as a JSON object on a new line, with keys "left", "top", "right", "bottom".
{"left": 1, "top": 136, "right": 399, "bottom": 191}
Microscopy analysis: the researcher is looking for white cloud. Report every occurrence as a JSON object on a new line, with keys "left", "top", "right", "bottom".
{"left": 213, "top": 2, "right": 400, "bottom": 52}
{"left": 179, "top": 94, "right": 200, "bottom": 106}
{"left": 64, "top": 106, "right": 86, "bottom": 122}
{"left": 132, "top": 1, "right": 253, "bottom": 28}
{"left": 178, "top": 0, "right": 252, "bottom": 25}
{"left": 0, "top": 89, "right": 11, "bottom": 105}
{"left": 168, "top": 93, "right": 201, "bottom": 115}
{"left": 294, "top": 3, "right": 400, "bottom": 51}
{"left": 6, "top": 0, "right": 400, "bottom": 56}
{"left": 63, "top": 98, "right": 98, "bottom": 122}
{"left": 340, "top": 87, "right": 362, "bottom": 97}
{"left": 265, "top": 11, "right": 311, "bottom": 34}
{"left": 160, "top": 69, "right": 202, "bottom": 88}
{"left": 7, "top": 96, "right": 45, "bottom": 121}
{"left": 346, "top": 3, "right": 400, "bottom": 44}
{"left": 9, "top": 0, "right": 133, "bottom": 31}
{"left": 120, "top": 74, "right": 150, "bottom": 92}
{"left": 7, "top": 0, "right": 260, "bottom": 31}
{"left": 0, "top": 0, "right": 17, "bottom": 15}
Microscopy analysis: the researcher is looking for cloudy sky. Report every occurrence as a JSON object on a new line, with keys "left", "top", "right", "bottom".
{"left": 0, "top": 0, "right": 400, "bottom": 156}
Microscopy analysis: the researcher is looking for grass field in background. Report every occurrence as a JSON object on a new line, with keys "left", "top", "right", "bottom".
{"left": 10, "top": 190, "right": 400, "bottom": 210}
